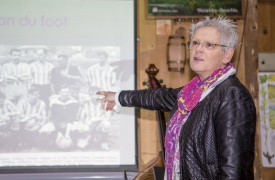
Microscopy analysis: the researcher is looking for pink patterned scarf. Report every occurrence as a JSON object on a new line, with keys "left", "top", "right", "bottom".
{"left": 164, "top": 64, "right": 234, "bottom": 180}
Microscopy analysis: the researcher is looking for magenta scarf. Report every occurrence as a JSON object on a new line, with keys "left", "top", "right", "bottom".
{"left": 164, "top": 64, "right": 234, "bottom": 180}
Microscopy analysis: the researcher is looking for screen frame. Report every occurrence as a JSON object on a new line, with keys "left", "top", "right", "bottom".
{"left": 0, "top": 0, "right": 138, "bottom": 178}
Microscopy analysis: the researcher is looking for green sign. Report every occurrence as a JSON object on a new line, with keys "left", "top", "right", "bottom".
{"left": 147, "top": 0, "right": 243, "bottom": 18}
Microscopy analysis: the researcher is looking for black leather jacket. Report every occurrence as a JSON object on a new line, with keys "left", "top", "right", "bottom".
{"left": 119, "top": 75, "right": 256, "bottom": 180}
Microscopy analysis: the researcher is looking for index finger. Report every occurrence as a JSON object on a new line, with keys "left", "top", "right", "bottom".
{"left": 96, "top": 91, "right": 105, "bottom": 95}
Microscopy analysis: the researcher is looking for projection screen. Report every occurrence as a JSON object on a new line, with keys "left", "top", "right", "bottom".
{"left": 0, "top": 0, "right": 137, "bottom": 178}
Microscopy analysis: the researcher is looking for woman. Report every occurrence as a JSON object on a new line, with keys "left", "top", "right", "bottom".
{"left": 97, "top": 16, "right": 256, "bottom": 180}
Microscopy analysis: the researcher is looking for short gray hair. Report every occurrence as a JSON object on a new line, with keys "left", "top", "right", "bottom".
{"left": 189, "top": 16, "right": 238, "bottom": 51}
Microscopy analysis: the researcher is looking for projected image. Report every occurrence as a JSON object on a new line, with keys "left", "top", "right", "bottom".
{"left": 0, "top": 46, "right": 123, "bottom": 153}
{"left": 0, "top": 0, "right": 136, "bottom": 175}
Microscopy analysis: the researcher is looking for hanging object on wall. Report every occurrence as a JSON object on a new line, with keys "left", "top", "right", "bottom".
{"left": 167, "top": 19, "right": 187, "bottom": 72}
{"left": 156, "top": 19, "right": 172, "bottom": 36}
{"left": 258, "top": 72, "right": 275, "bottom": 167}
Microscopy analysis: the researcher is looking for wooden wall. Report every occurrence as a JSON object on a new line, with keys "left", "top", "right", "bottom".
{"left": 136, "top": 0, "right": 275, "bottom": 179}
{"left": 258, "top": 2, "right": 275, "bottom": 180}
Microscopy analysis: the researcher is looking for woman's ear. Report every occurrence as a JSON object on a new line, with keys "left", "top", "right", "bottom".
{"left": 223, "top": 48, "right": 234, "bottom": 64}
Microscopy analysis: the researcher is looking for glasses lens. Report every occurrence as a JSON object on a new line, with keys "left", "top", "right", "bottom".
{"left": 205, "top": 42, "right": 215, "bottom": 50}
{"left": 192, "top": 41, "right": 199, "bottom": 47}
{"left": 189, "top": 41, "right": 198, "bottom": 49}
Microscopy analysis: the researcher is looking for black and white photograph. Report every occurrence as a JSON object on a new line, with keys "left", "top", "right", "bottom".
{"left": 0, "top": 46, "right": 122, "bottom": 152}
{"left": 0, "top": 45, "right": 135, "bottom": 167}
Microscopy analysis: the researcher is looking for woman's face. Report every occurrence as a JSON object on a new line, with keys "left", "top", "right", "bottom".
{"left": 189, "top": 26, "right": 232, "bottom": 80}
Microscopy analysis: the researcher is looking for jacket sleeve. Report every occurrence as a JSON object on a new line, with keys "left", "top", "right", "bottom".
{"left": 118, "top": 87, "right": 181, "bottom": 111}
{"left": 215, "top": 85, "right": 256, "bottom": 179}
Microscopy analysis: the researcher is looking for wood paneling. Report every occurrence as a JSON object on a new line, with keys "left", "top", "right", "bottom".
{"left": 258, "top": 1, "right": 275, "bottom": 180}
{"left": 258, "top": 2, "right": 275, "bottom": 52}
{"left": 243, "top": 0, "right": 262, "bottom": 179}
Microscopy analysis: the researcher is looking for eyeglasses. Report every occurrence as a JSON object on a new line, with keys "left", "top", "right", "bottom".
{"left": 188, "top": 40, "right": 228, "bottom": 50}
